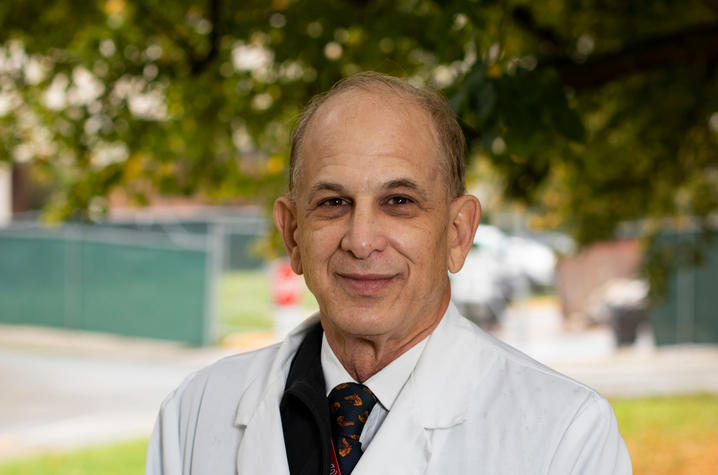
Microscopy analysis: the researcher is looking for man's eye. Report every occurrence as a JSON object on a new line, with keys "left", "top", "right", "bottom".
{"left": 319, "top": 197, "right": 347, "bottom": 207}
{"left": 386, "top": 196, "right": 413, "bottom": 206}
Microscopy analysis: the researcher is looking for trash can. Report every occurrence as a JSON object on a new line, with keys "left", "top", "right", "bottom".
{"left": 609, "top": 304, "right": 647, "bottom": 346}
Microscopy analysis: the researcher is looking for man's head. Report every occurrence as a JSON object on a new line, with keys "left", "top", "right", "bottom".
{"left": 288, "top": 72, "right": 467, "bottom": 201}
{"left": 274, "top": 72, "right": 480, "bottom": 352}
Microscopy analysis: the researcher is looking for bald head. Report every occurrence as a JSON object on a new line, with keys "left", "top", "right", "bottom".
{"left": 288, "top": 72, "right": 466, "bottom": 200}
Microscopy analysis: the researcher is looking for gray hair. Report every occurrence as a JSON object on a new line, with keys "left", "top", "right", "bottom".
{"left": 288, "top": 71, "right": 466, "bottom": 199}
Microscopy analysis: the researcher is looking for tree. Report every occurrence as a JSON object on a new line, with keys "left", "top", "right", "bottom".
{"left": 1, "top": 0, "right": 716, "bottom": 257}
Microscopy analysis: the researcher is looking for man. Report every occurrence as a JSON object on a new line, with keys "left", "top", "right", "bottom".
{"left": 146, "top": 72, "right": 632, "bottom": 474}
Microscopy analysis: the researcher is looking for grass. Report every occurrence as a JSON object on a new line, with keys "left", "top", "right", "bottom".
{"left": 218, "top": 269, "right": 318, "bottom": 335}
{"left": 0, "top": 439, "right": 148, "bottom": 475}
{"left": 2, "top": 394, "right": 716, "bottom": 474}
{"left": 611, "top": 393, "right": 718, "bottom": 475}
{"left": 218, "top": 269, "right": 274, "bottom": 331}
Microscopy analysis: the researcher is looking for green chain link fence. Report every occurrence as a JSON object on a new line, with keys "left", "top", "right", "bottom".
{"left": 0, "top": 223, "right": 217, "bottom": 345}
{"left": 651, "top": 230, "right": 718, "bottom": 345}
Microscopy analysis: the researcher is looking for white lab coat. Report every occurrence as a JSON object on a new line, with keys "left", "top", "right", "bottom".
{"left": 146, "top": 303, "right": 632, "bottom": 474}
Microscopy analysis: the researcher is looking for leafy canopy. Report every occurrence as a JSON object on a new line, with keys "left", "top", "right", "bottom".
{"left": 1, "top": 0, "right": 717, "bottom": 251}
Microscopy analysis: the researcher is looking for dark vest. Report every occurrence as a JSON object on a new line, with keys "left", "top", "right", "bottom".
{"left": 280, "top": 322, "right": 332, "bottom": 475}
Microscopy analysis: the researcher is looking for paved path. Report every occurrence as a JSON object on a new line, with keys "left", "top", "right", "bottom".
{"left": 499, "top": 301, "right": 718, "bottom": 397}
{"left": 0, "top": 327, "right": 239, "bottom": 461}
{"left": 2, "top": 302, "right": 717, "bottom": 461}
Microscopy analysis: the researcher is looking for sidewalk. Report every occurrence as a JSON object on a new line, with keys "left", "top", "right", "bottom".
{"left": 2, "top": 301, "right": 718, "bottom": 461}
{"left": 498, "top": 301, "right": 718, "bottom": 397}
{"left": 0, "top": 326, "right": 242, "bottom": 461}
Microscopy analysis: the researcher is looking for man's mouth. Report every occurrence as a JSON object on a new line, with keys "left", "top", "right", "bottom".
{"left": 336, "top": 273, "right": 397, "bottom": 295}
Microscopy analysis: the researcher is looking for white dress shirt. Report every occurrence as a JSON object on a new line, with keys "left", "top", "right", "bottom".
{"left": 321, "top": 333, "right": 428, "bottom": 450}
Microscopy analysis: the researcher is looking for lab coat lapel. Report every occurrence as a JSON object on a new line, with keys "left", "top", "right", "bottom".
{"left": 412, "top": 304, "right": 482, "bottom": 429}
{"left": 235, "top": 376, "right": 289, "bottom": 475}
{"left": 233, "top": 317, "right": 320, "bottom": 475}
{"left": 354, "top": 375, "right": 430, "bottom": 474}
{"left": 356, "top": 304, "right": 480, "bottom": 474}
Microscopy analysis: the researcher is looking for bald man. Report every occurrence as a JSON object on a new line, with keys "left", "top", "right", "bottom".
{"left": 147, "top": 72, "right": 631, "bottom": 475}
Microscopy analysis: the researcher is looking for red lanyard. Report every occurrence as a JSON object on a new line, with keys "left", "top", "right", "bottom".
{"left": 329, "top": 439, "right": 342, "bottom": 475}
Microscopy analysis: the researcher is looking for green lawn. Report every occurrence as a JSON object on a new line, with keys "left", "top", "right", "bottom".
{"left": 0, "top": 439, "right": 148, "bottom": 475}
{"left": 611, "top": 393, "right": 718, "bottom": 474}
{"left": 218, "top": 269, "right": 274, "bottom": 332}
{"left": 2, "top": 394, "right": 716, "bottom": 474}
{"left": 218, "top": 269, "right": 318, "bottom": 335}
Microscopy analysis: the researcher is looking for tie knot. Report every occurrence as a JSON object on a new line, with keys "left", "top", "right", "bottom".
{"left": 328, "top": 382, "right": 377, "bottom": 438}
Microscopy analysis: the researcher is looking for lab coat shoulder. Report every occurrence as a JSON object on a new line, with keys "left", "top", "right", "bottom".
{"left": 548, "top": 391, "right": 632, "bottom": 474}
{"left": 484, "top": 331, "right": 631, "bottom": 474}
{"left": 418, "top": 308, "right": 631, "bottom": 474}
{"left": 146, "top": 317, "right": 318, "bottom": 475}
{"left": 146, "top": 342, "right": 283, "bottom": 475}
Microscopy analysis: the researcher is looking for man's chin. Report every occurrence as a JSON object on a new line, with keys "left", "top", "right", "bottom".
{"left": 320, "top": 309, "right": 397, "bottom": 339}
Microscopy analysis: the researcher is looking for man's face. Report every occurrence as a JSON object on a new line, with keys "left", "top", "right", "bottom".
{"left": 284, "top": 89, "right": 454, "bottom": 342}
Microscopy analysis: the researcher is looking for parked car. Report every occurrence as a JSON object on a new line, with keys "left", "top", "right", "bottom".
{"left": 451, "top": 242, "right": 509, "bottom": 328}
{"left": 450, "top": 225, "right": 557, "bottom": 328}
{"left": 504, "top": 235, "right": 557, "bottom": 289}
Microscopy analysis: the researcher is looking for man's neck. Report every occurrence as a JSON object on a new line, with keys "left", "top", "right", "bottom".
{"left": 321, "top": 294, "right": 449, "bottom": 383}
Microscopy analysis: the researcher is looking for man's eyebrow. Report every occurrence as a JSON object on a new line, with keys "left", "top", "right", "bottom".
{"left": 382, "top": 178, "right": 429, "bottom": 201}
{"left": 306, "top": 178, "right": 430, "bottom": 202}
{"left": 307, "top": 181, "right": 347, "bottom": 201}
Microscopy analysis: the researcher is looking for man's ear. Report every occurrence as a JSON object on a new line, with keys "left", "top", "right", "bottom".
{"left": 273, "top": 196, "right": 303, "bottom": 275}
{"left": 447, "top": 195, "right": 481, "bottom": 273}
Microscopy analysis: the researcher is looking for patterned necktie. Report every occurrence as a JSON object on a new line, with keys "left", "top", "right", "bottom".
{"left": 327, "top": 382, "right": 378, "bottom": 475}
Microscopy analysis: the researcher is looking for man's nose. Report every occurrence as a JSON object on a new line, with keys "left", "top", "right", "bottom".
{"left": 340, "top": 204, "right": 388, "bottom": 259}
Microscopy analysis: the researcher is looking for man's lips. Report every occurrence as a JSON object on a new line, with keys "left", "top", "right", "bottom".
{"left": 336, "top": 273, "right": 397, "bottom": 295}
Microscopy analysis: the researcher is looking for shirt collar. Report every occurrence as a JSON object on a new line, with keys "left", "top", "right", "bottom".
{"left": 320, "top": 332, "right": 428, "bottom": 411}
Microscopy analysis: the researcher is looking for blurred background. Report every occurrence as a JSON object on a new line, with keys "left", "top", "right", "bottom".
{"left": 1, "top": 1, "right": 717, "bottom": 473}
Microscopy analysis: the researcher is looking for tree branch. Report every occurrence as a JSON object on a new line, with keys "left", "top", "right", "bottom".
{"left": 189, "top": 0, "right": 221, "bottom": 75}
{"left": 511, "top": 5, "right": 567, "bottom": 55}
{"left": 542, "top": 23, "right": 718, "bottom": 90}
{"left": 703, "top": 0, "right": 718, "bottom": 16}
{"left": 135, "top": 2, "right": 201, "bottom": 69}
{"left": 135, "top": 1, "right": 222, "bottom": 77}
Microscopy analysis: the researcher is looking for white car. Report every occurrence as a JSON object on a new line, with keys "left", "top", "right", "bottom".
{"left": 450, "top": 225, "right": 557, "bottom": 328}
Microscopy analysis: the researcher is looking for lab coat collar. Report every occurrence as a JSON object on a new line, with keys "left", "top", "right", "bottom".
{"left": 412, "top": 301, "right": 483, "bottom": 429}
{"left": 233, "top": 315, "right": 320, "bottom": 475}
{"left": 232, "top": 303, "right": 483, "bottom": 474}
{"left": 352, "top": 302, "right": 481, "bottom": 474}
{"left": 234, "top": 315, "right": 320, "bottom": 427}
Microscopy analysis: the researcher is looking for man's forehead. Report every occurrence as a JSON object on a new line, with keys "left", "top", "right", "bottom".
{"left": 292, "top": 86, "right": 446, "bottom": 199}
{"left": 303, "top": 90, "right": 438, "bottom": 155}
{"left": 312, "top": 87, "right": 425, "bottom": 124}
